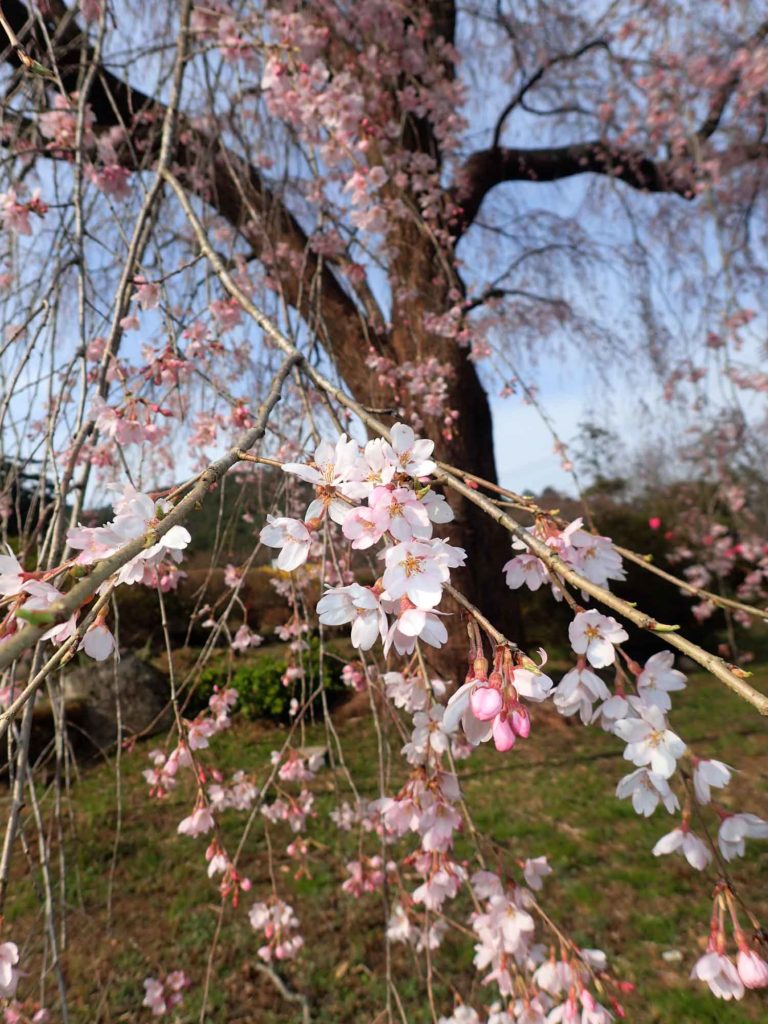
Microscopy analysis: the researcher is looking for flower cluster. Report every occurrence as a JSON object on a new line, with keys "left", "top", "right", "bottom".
{"left": 691, "top": 887, "right": 768, "bottom": 1000}
{"left": 503, "top": 518, "right": 625, "bottom": 599}
{"left": 141, "top": 972, "right": 190, "bottom": 1017}
{"left": 444, "top": 644, "right": 552, "bottom": 753}
{"left": 249, "top": 899, "right": 304, "bottom": 962}
{"left": 260, "top": 424, "right": 464, "bottom": 655}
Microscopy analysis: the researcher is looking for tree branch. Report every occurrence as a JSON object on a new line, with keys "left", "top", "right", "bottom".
{"left": 456, "top": 19, "right": 768, "bottom": 237}
{"left": 453, "top": 140, "right": 694, "bottom": 234}
{"left": 0, "top": 0, "right": 388, "bottom": 399}
{"left": 491, "top": 39, "right": 609, "bottom": 151}
{"left": 160, "top": 168, "right": 768, "bottom": 718}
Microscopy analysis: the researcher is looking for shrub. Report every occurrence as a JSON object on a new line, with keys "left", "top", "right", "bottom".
{"left": 198, "top": 638, "right": 348, "bottom": 722}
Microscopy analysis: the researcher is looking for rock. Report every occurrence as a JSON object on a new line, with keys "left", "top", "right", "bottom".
{"left": 62, "top": 653, "right": 173, "bottom": 755}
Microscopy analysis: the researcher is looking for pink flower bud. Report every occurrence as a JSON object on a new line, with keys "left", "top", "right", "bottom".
{"left": 492, "top": 714, "right": 516, "bottom": 752}
{"left": 510, "top": 707, "right": 530, "bottom": 738}
{"left": 737, "top": 949, "right": 768, "bottom": 989}
{"left": 470, "top": 685, "right": 503, "bottom": 721}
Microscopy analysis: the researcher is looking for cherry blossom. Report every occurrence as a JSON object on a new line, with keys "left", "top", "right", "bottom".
{"left": 652, "top": 825, "right": 712, "bottom": 870}
{"left": 690, "top": 951, "right": 745, "bottom": 1000}
{"left": 502, "top": 553, "right": 549, "bottom": 592}
{"left": 231, "top": 624, "right": 263, "bottom": 652}
{"left": 282, "top": 434, "right": 360, "bottom": 521}
{"left": 0, "top": 942, "right": 19, "bottom": 999}
{"left": 0, "top": 550, "right": 24, "bottom": 596}
{"left": 615, "top": 768, "right": 680, "bottom": 816}
{"left": 317, "top": 583, "right": 387, "bottom": 650}
{"left": 381, "top": 539, "right": 465, "bottom": 608}
{"left": 177, "top": 806, "right": 215, "bottom": 838}
{"left": 613, "top": 704, "right": 686, "bottom": 778}
{"left": 522, "top": 856, "right": 552, "bottom": 891}
{"left": 568, "top": 610, "right": 628, "bottom": 668}
{"left": 366, "top": 485, "right": 433, "bottom": 542}
{"left": 736, "top": 947, "right": 768, "bottom": 989}
{"left": 693, "top": 759, "right": 732, "bottom": 804}
{"left": 260, "top": 515, "right": 313, "bottom": 571}
{"left": 386, "top": 423, "right": 436, "bottom": 478}
{"left": 636, "top": 651, "right": 687, "bottom": 711}
{"left": 717, "top": 813, "right": 768, "bottom": 861}
{"left": 383, "top": 605, "right": 448, "bottom": 655}
{"left": 81, "top": 623, "right": 116, "bottom": 661}
{"left": 249, "top": 899, "right": 303, "bottom": 961}
{"left": 553, "top": 665, "right": 610, "bottom": 724}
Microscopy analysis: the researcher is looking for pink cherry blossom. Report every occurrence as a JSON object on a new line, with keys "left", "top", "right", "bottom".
{"left": 736, "top": 948, "right": 768, "bottom": 989}
{"left": 690, "top": 951, "right": 744, "bottom": 1000}
{"left": 177, "top": 806, "right": 215, "bottom": 837}
{"left": 522, "top": 856, "right": 552, "bottom": 891}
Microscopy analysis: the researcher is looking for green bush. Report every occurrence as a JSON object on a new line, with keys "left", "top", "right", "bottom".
{"left": 198, "top": 638, "right": 348, "bottom": 722}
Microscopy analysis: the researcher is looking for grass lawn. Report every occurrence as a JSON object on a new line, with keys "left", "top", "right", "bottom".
{"left": 3, "top": 663, "right": 768, "bottom": 1023}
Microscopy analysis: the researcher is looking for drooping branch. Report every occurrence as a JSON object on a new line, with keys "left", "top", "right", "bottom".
{"left": 158, "top": 168, "right": 768, "bottom": 718}
{"left": 0, "top": 0, "right": 388, "bottom": 400}
{"left": 0, "top": 352, "right": 300, "bottom": 683}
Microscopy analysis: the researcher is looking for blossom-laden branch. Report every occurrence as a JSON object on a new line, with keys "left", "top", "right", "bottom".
{"left": 161, "top": 166, "right": 768, "bottom": 717}
{"left": 0, "top": 353, "right": 299, "bottom": 684}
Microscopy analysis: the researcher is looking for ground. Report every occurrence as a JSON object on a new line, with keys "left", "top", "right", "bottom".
{"left": 4, "top": 660, "right": 768, "bottom": 1023}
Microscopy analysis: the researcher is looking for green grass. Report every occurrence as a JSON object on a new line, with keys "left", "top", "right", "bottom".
{"left": 3, "top": 668, "right": 768, "bottom": 1023}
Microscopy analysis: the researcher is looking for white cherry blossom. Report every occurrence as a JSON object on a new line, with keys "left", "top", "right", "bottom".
{"left": 693, "top": 759, "right": 732, "bottom": 804}
{"left": 316, "top": 583, "right": 386, "bottom": 650}
{"left": 421, "top": 490, "right": 453, "bottom": 523}
{"left": 652, "top": 826, "right": 711, "bottom": 869}
{"left": 616, "top": 768, "right": 679, "bottom": 816}
{"left": 260, "top": 515, "right": 312, "bottom": 571}
{"left": 0, "top": 941, "right": 19, "bottom": 998}
{"left": 512, "top": 668, "right": 554, "bottom": 702}
{"left": 383, "top": 606, "right": 448, "bottom": 656}
{"left": 554, "top": 665, "right": 610, "bottom": 724}
{"left": 613, "top": 704, "right": 686, "bottom": 778}
{"left": 691, "top": 951, "right": 744, "bottom": 1000}
{"left": 636, "top": 651, "right": 686, "bottom": 711}
{"left": 386, "top": 422, "right": 436, "bottom": 477}
{"left": 717, "top": 813, "right": 768, "bottom": 861}
{"left": 567, "top": 526, "right": 626, "bottom": 589}
{"left": 502, "top": 553, "right": 549, "bottom": 592}
{"left": 568, "top": 610, "right": 628, "bottom": 668}
{"left": 381, "top": 540, "right": 460, "bottom": 609}
{"left": 0, "top": 549, "right": 24, "bottom": 596}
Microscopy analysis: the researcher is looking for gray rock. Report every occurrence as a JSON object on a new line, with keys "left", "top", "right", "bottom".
{"left": 62, "top": 653, "right": 173, "bottom": 755}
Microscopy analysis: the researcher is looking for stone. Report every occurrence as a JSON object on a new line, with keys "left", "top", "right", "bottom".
{"left": 62, "top": 653, "right": 172, "bottom": 755}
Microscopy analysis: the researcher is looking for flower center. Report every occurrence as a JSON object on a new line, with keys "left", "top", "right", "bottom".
{"left": 402, "top": 554, "right": 424, "bottom": 577}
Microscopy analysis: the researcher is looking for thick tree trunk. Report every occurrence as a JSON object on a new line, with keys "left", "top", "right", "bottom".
{"left": 383, "top": 226, "right": 523, "bottom": 678}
